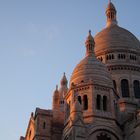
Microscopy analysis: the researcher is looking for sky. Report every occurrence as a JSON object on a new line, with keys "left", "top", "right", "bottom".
{"left": 0, "top": 0, "right": 140, "bottom": 140}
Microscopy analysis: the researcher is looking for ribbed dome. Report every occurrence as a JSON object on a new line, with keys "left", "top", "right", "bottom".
{"left": 94, "top": 25, "right": 140, "bottom": 54}
{"left": 70, "top": 55, "right": 113, "bottom": 87}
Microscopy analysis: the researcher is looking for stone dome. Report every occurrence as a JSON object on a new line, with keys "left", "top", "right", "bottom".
{"left": 94, "top": 25, "right": 140, "bottom": 54}
{"left": 70, "top": 31, "right": 113, "bottom": 87}
{"left": 70, "top": 55, "right": 113, "bottom": 87}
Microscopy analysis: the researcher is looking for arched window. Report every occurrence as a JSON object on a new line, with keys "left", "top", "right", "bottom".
{"left": 134, "top": 80, "right": 140, "bottom": 98}
{"left": 103, "top": 96, "right": 107, "bottom": 111}
{"left": 113, "top": 80, "right": 117, "bottom": 91}
{"left": 121, "top": 79, "right": 130, "bottom": 97}
{"left": 83, "top": 95, "right": 88, "bottom": 110}
{"left": 96, "top": 95, "right": 101, "bottom": 110}
{"left": 97, "top": 133, "right": 111, "bottom": 140}
{"left": 78, "top": 96, "right": 82, "bottom": 104}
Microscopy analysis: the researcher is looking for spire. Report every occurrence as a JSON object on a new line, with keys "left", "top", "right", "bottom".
{"left": 60, "top": 72, "right": 68, "bottom": 86}
{"left": 52, "top": 85, "right": 60, "bottom": 110}
{"left": 53, "top": 85, "right": 59, "bottom": 96}
{"left": 106, "top": 1, "right": 118, "bottom": 27}
{"left": 85, "top": 30, "right": 95, "bottom": 56}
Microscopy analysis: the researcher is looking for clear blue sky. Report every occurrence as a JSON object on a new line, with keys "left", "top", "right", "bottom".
{"left": 0, "top": 0, "right": 140, "bottom": 139}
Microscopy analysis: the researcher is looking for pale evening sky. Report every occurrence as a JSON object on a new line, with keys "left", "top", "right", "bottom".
{"left": 0, "top": 0, "right": 140, "bottom": 140}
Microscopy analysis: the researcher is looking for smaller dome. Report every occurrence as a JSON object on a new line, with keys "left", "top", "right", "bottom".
{"left": 70, "top": 55, "right": 113, "bottom": 87}
{"left": 70, "top": 31, "right": 113, "bottom": 87}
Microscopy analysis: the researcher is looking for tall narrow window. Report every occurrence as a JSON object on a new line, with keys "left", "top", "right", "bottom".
{"left": 83, "top": 95, "right": 88, "bottom": 110}
{"left": 43, "top": 122, "right": 46, "bottom": 129}
{"left": 113, "top": 80, "right": 117, "bottom": 91}
{"left": 134, "top": 80, "right": 140, "bottom": 98}
{"left": 96, "top": 95, "right": 101, "bottom": 110}
{"left": 121, "top": 79, "right": 130, "bottom": 97}
{"left": 103, "top": 96, "right": 107, "bottom": 111}
{"left": 78, "top": 96, "right": 82, "bottom": 104}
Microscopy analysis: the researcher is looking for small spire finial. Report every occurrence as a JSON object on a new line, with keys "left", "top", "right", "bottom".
{"left": 89, "top": 30, "right": 91, "bottom": 35}
{"left": 56, "top": 85, "right": 58, "bottom": 90}
{"left": 109, "top": 0, "right": 111, "bottom": 3}
{"left": 60, "top": 72, "right": 68, "bottom": 86}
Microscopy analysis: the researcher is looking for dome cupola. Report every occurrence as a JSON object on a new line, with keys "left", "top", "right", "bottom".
{"left": 85, "top": 30, "right": 95, "bottom": 56}
{"left": 106, "top": 1, "right": 117, "bottom": 27}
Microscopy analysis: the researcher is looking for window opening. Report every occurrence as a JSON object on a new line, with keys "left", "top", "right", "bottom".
{"left": 96, "top": 95, "right": 101, "bottom": 110}
{"left": 103, "top": 96, "right": 107, "bottom": 111}
{"left": 121, "top": 79, "right": 130, "bottom": 97}
{"left": 134, "top": 80, "right": 140, "bottom": 98}
{"left": 83, "top": 95, "right": 88, "bottom": 110}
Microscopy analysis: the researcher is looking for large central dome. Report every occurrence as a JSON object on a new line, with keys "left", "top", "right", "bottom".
{"left": 94, "top": 25, "right": 140, "bottom": 54}
{"left": 70, "top": 31, "right": 113, "bottom": 87}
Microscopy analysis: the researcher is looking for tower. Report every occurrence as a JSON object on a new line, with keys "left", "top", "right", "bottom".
{"left": 52, "top": 73, "right": 68, "bottom": 124}
{"left": 63, "top": 31, "right": 122, "bottom": 140}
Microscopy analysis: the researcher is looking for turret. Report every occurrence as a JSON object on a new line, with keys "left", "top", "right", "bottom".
{"left": 106, "top": 1, "right": 118, "bottom": 27}
{"left": 52, "top": 85, "right": 60, "bottom": 110}
{"left": 59, "top": 73, "right": 68, "bottom": 111}
{"left": 85, "top": 30, "right": 95, "bottom": 57}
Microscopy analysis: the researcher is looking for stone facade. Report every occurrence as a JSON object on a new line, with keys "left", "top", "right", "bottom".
{"left": 20, "top": 2, "right": 140, "bottom": 140}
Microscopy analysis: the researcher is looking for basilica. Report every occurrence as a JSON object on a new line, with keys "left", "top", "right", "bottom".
{"left": 20, "top": 2, "right": 140, "bottom": 140}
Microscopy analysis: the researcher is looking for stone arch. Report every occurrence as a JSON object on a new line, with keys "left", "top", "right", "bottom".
{"left": 88, "top": 125, "right": 122, "bottom": 140}
{"left": 97, "top": 132, "right": 111, "bottom": 140}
